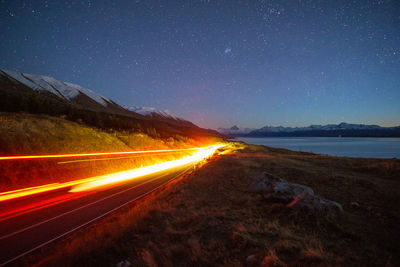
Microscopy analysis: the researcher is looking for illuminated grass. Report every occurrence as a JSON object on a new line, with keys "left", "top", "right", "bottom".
{"left": 0, "top": 113, "right": 220, "bottom": 191}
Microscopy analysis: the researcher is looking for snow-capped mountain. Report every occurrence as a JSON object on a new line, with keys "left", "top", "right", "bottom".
{"left": 219, "top": 122, "right": 400, "bottom": 137}
{"left": 244, "top": 122, "right": 400, "bottom": 137}
{"left": 253, "top": 122, "right": 385, "bottom": 133}
{"left": 127, "top": 107, "right": 181, "bottom": 121}
{"left": 0, "top": 69, "right": 225, "bottom": 138}
{"left": 1, "top": 69, "right": 112, "bottom": 107}
{"left": 0, "top": 69, "right": 186, "bottom": 123}
{"left": 0, "top": 69, "right": 193, "bottom": 124}
{"left": 217, "top": 125, "right": 254, "bottom": 135}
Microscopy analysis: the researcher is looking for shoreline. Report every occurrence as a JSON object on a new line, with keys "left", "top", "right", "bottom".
{"left": 234, "top": 137, "right": 400, "bottom": 159}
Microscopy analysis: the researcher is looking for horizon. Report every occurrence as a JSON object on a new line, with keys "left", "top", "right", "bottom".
{"left": 1, "top": 1, "right": 399, "bottom": 129}
{"left": 218, "top": 121, "right": 400, "bottom": 130}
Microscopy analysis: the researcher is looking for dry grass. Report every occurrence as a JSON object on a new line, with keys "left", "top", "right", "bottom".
{"left": 0, "top": 113, "right": 131, "bottom": 155}
{"left": 0, "top": 112, "right": 210, "bottom": 191}
{"left": 19, "top": 142, "right": 400, "bottom": 266}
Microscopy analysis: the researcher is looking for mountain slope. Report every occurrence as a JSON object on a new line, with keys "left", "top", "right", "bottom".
{"left": 128, "top": 107, "right": 178, "bottom": 119}
{"left": 126, "top": 106, "right": 198, "bottom": 128}
{"left": 0, "top": 69, "right": 137, "bottom": 117}
{"left": 0, "top": 69, "right": 224, "bottom": 140}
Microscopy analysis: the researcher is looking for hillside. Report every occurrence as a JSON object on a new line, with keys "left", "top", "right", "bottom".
{"left": 0, "top": 112, "right": 212, "bottom": 191}
{"left": 0, "top": 69, "right": 224, "bottom": 141}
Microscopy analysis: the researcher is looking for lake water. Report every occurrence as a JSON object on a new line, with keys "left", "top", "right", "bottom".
{"left": 236, "top": 137, "right": 400, "bottom": 159}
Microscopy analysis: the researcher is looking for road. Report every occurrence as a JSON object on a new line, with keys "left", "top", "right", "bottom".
{"left": 0, "top": 163, "right": 195, "bottom": 266}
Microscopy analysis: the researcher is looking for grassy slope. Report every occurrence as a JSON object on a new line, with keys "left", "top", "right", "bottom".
{"left": 0, "top": 112, "right": 210, "bottom": 191}
{"left": 25, "top": 142, "right": 399, "bottom": 266}
{"left": 0, "top": 112, "right": 130, "bottom": 155}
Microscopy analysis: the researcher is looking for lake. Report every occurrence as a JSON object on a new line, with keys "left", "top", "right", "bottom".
{"left": 235, "top": 137, "right": 400, "bottom": 159}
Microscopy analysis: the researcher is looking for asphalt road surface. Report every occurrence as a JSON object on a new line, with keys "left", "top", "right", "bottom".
{"left": 0, "top": 163, "right": 194, "bottom": 266}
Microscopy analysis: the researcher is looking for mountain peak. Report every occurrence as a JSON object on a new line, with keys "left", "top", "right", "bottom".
{"left": 245, "top": 122, "right": 400, "bottom": 137}
{"left": 217, "top": 125, "right": 254, "bottom": 135}
{"left": 218, "top": 122, "right": 400, "bottom": 137}
{"left": 126, "top": 106, "right": 184, "bottom": 121}
{"left": 1, "top": 69, "right": 111, "bottom": 107}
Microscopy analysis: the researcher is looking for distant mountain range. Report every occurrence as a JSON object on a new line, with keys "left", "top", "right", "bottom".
{"left": 218, "top": 123, "right": 400, "bottom": 137}
{"left": 0, "top": 69, "right": 223, "bottom": 139}
{"left": 217, "top": 125, "right": 255, "bottom": 135}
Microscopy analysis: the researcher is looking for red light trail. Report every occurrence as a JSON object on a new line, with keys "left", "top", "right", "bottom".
{"left": 0, "top": 145, "right": 224, "bottom": 202}
{"left": 0, "top": 147, "right": 206, "bottom": 161}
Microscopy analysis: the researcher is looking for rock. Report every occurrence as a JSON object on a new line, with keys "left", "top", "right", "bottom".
{"left": 250, "top": 172, "right": 314, "bottom": 203}
{"left": 117, "top": 260, "right": 131, "bottom": 267}
{"left": 246, "top": 254, "right": 256, "bottom": 263}
{"left": 287, "top": 193, "right": 343, "bottom": 216}
{"left": 272, "top": 181, "right": 314, "bottom": 203}
{"left": 249, "top": 172, "right": 282, "bottom": 193}
{"left": 320, "top": 198, "right": 343, "bottom": 213}
{"left": 251, "top": 172, "right": 343, "bottom": 217}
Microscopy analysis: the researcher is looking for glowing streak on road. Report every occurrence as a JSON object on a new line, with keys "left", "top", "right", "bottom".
{"left": 70, "top": 144, "right": 224, "bottom": 192}
{"left": 0, "top": 145, "right": 224, "bottom": 202}
{"left": 0, "top": 177, "right": 105, "bottom": 202}
{"left": 56, "top": 151, "right": 195, "bottom": 164}
{"left": 0, "top": 183, "right": 58, "bottom": 196}
{"left": 0, "top": 147, "right": 206, "bottom": 161}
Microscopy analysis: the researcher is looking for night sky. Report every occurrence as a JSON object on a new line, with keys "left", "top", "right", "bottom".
{"left": 1, "top": 0, "right": 399, "bottom": 129}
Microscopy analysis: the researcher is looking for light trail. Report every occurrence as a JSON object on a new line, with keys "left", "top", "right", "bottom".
{"left": 0, "top": 177, "right": 104, "bottom": 202}
{"left": 70, "top": 144, "right": 224, "bottom": 192}
{"left": 0, "top": 144, "right": 224, "bottom": 202}
{"left": 56, "top": 151, "right": 191, "bottom": 164}
{"left": 0, "top": 183, "right": 58, "bottom": 196}
{"left": 0, "top": 147, "right": 207, "bottom": 161}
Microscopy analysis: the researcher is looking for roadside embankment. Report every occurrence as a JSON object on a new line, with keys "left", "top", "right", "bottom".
{"left": 0, "top": 112, "right": 217, "bottom": 191}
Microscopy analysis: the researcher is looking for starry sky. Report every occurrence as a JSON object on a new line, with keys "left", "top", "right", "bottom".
{"left": 1, "top": 0, "right": 399, "bottom": 129}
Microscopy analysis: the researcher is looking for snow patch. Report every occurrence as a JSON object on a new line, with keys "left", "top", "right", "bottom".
{"left": 127, "top": 107, "right": 179, "bottom": 120}
{"left": 1, "top": 69, "right": 44, "bottom": 92}
{"left": 64, "top": 82, "right": 109, "bottom": 106}
{"left": 1, "top": 69, "right": 110, "bottom": 106}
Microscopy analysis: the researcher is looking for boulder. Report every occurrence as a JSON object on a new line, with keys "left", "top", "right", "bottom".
{"left": 117, "top": 260, "right": 131, "bottom": 267}
{"left": 287, "top": 193, "right": 343, "bottom": 216}
{"left": 272, "top": 180, "right": 314, "bottom": 203}
{"left": 246, "top": 254, "right": 256, "bottom": 263}
{"left": 249, "top": 172, "right": 282, "bottom": 193}
{"left": 249, "top": 172, "right": 314, "bottom": 203}
{"left": 250, "top": 172, "right": 342, "bottom": 216}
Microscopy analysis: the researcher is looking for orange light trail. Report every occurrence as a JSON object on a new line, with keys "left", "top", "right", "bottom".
{"left": 0, "top": 183, "right": 59, "bottom": 196}
{"left": 0, "top": 147, "right": 205, "bottom": 161}
{"left": 56, "top": 151, "right": 198, "bottom": 164}
{"left": 70, "top": 144, "right": 224, "bottom": 192}
{"left": 0, "top": 176, "right": 106, "bottom": 202}
{"left": 0, "top": 144, "right": 224, "bottom": 202}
